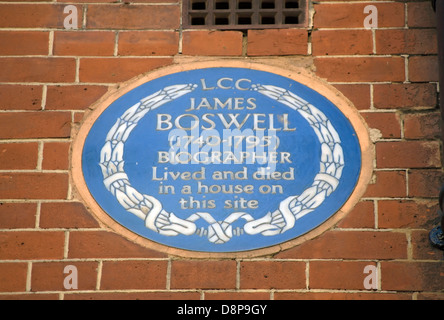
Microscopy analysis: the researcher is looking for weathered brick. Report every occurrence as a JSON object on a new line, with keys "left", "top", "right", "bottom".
{"left": 64, "top": 291, "right": 200, "bottom": 300}
{"left": 0, "top": 203, "right": 36, "bottom": 229}
{"left": 276, "top": 230, "right": 408, "bottom": 260}
{"left": 408, "top": 2, "right": 437, "bottom": 28}
{"left": 87, "top": 5, "right": 180, "bottom": 29}
{"left": 364, "top": 170, "right": 407, "bottom": 198}
{"left": 0, "top": 58, "right": 76, "bottom": 83}
{"left": 409, "top": 56, "right": 439, "bottom": 82}
{"left": 183, "top": 31, "right": 243, "bottom": 56}
{"left": 378, "top": 200, "right": 439, "bottom": 229}
{"left": 411, "top": 230, "right": 443, "bottom": 261}
{"left": 404, "top": 112, "right": 442, "bottom": 140}
{"left": 0, "top": 231, "right": 65, "bottom": 260}
{"left": 381, "top": 262, "right": 444, "bottom": 292}
{"left": 0, "top": 263, "right": 28, "bottom": 292}
{"left": 0, "top": 173, "right": 69, "bottom": 200}
{"left": 39, "top": 202, "right": 99, "bottom": 229}
{"left": 46, "top": 85, "right": 108, "bottom": 110}
{"left": 337, "top": 200, "right": 375, "bottom": 229}
{"left": 171, "top": 260, "right": 236, "bottom": 289}
{"left": 31, "top": 261, "right": 98, "bottom": 291}
{"left": 0, "top": 143, "right": 38, "bottom": 170}
{"left": 205, "top": 291, "right": 270, "bottom": 300}
{"left": 100, "top": 260, "right": 168, "bottom": 290}
{"left": 373, "top": 83, "right": 437, "bottom": 110}
{"left": 79, "top": 58, "right": 172, "bottom": 83}
{"left": 0, "top": 31, "right": 48, "bottom": 55}
{"left": 118, "top": 31, "right": 179, "bottom": 56}
{"left": 240, "top": 261, "right": 306, "bottom": 289}
{"left": 312, "top": 30, "right": 372, "bottom": 56}
{"left": 42, "top": 142, "right": 70, "bottom": 170}
{"left": 376, "top": 141, "right": 441, "bottom": 168}
{"left": 376, "top": 29, "right": 438, "bottom": 55}
{"left": 408, "top": 169, "right": 443, "bottom": 198}
{"left": 315, "top": 57, "right": 405, "bottom": 82}
{"left": 0, "top": 112, "right": 71, "bottom": 139}
{"left": 334, "top": 84, "right": 370, "bottom": 110}
{"left": 0, "top": 4, "right": 81, "bottom": 28}
{"left": 314, "top": 2, "right": 405, "bottom": 28}
{"left": 53, "top": 31, "right": 115, "bottom": 56}
{"left": 310, "top": 261, "right": 376, "bottom": 290}
{"left": 68, "top": 231, "right": 166, "bottom": 259}
{"left": 274, "top": 291, "right": 411, "bottom": 300}
{"left": 0, "top": 85, "right": 42, "bottom": 111}
{"left": 361, "top": 112, "right": 401, "bottom": 139}
{"left": 247, "top": 29, "right": 308, "bottom": 56}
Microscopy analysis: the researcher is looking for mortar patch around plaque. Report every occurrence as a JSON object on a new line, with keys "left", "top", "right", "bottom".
{"left": 73, "top": 62, "right": 372, "bottom": 255}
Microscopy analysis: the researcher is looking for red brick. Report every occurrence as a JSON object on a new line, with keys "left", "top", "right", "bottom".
{"left": 87, "top": 5, "right": 180, "bottom": 29}
{"left": 361, "top": 112, "right": 401, "bottom": 139}
{"left": 171, "top": 260, "right": 236, "bottom": 289}
{"left": 376, "top": 141, "right": 441, "bottom": 168}
{"left": 408, "top": 2, "right": 437, "bottom": 28}
{"left": 276, "top": 230, "right": 408, "bottom": 260}
{"left": 364, "top": 170, "right": 407, "bottom": 198}
{"left": 0, "top": 263, "right": 28, "bottom": 292}
{"left": 0, "top": 293, "right": 58, "bottom": 300}
{"left": 0, "top": 85, "right": 42, "bottom": 111}
{"left": 310, "top": 261, "right": 376, "bottom": 290}
{"left": 333, "top": 84, "right": 370, "bottom": 110}
{"left": 0, "top": 231, "right": 65, "bottom": 260}
{"left": 54, "top": 31, "right": 115, "bottom": 56}
{"left": 118, "top": 31, "right": 179, "bottom": 56}
{"left": 79, "top": 58, "right": 172, "bottom": 83}
{"left": 68, "top": 231, "right": 166, "bottom": 259}
{"left": 0, "top": 4, "right": 81, "bottom": 28}
{"left": 183, "top": 31, "right": 243, "bottom": 56}
{"left": 274, "top": 291, "right": 411, "bottom": 300}
{"left": 376, "top": 29, "right": 437, "bottom": 55}
{"left": 240, "top": 261, "right": 305, "bottom": 289}
{"left": 312, "top": 30, "right": 372, "bottom": 56}
{"left": 39, "top": 202, "right": 100, "bottom": 229}
{"left": 417, "top": 293, "right": 444, "bottom": 300}
{"left": 404, "top": 112, "right": 442, "bottom": 140}
{"left": 373, "top": 83, "right": 437, "bottom": 110}
{"left": 0, "top": 58, "right": 76, "bottom": 83}
{"left": 0, "top": 173, "right": 68, "bottom": 200}
{"left": 0, "top": 31, "right": 48, "bottom": 55}
{"left": 65, "top": 291, "right": 200, "bottom": 300}
{"left": 314, "top": 2, "right": 405, "bottom": 28}
{"left": 378, "top": 200, "right": 439, "bottom": 229}
{"left": 0, "top": 143, "right": 38, "bottom": 170}
{"left": 337, "top": 200, "right": 375, "bottom": 229}
{"left": 31, "top": 262, "right": 98, "bottom": 291}
{"left": 0, "top": 203, "right": 36, "bottom": 229}
{"left": 408, "top": 169, "right": 443, "bottom": 198}
{"left": 409, "top": 56, "right": 439, "bottom": 82}
{"left": 205, "top": 292, "right": 270, "bottom": 300}
{"left": 100, "top": 260, "right": 168, "bottom": 290}
{"left": 0, "top": 112, "right": 71, "bottom": 139}
{"left": 381, "top": 262, "right": 444, "bottom": 291}
{"left": 46, "top": 85, "right": 108, "bottom": 111}
{"left": 247, "top": 29, "right": 308, "bottom": 56}
{"left": 411, "top": 230, "right": 443, "bottom": 261}
{"left": 42, "top": 142, "right": 70, "bottom": 170}
{"left": 315, "top": 57, "right": 405, "bottom": 82}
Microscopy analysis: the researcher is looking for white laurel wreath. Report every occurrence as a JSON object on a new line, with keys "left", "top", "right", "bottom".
{"left": 99, "top": 83, "right": 344, "bottom": 244}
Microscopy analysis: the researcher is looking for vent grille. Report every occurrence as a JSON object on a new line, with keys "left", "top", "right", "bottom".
{"left": 183, "top": 0, "right": 307, "bottom": 30}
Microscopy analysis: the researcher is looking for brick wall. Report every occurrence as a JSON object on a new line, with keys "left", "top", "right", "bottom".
{"left": 0, "top": 0, "right": 443, "bottom": 300}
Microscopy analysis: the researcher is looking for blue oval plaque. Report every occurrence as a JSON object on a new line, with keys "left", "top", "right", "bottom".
{"left": 75, "top": 63, "right": 370, "bottom": 254}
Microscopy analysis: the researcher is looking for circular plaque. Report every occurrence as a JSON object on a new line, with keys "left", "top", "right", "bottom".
{"left": 72, "top": 61, "right": 372, "bottom": 257}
